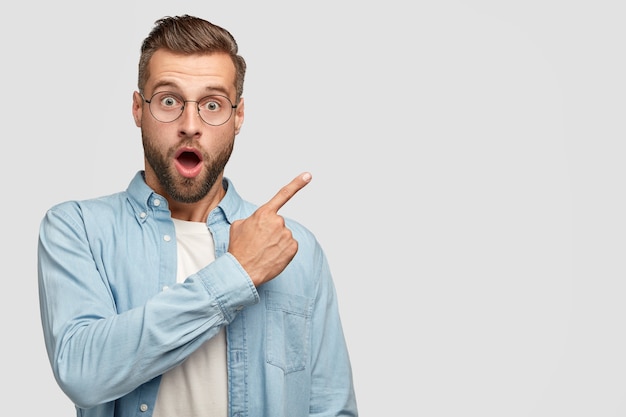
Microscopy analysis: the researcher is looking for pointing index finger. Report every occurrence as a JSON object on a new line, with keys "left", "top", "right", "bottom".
{"left": 263, "top": 172, "right": 312, "bottom": 213}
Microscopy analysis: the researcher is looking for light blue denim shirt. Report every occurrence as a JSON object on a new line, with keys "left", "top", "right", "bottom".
{"left": 38, "top": 171, "right": 357, "bottom": 417}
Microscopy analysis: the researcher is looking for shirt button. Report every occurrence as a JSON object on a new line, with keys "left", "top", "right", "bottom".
{"left": 139, "top": 403, "right": 148, "bottom": 412}
{"left": 153, "top": 199, "right": 161, "bottom": 207}
{"left": 162, "top": 285, "right": 169, "bottom": 291}
{"left": 163, "top": 235, "right": 171, "bottom": 242}
{"left": 139, "top": 212, "right": 147, "bottom": 219}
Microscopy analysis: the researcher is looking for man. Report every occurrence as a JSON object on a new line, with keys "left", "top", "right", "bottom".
{"left": 38, "top": 15, "right": 357, "bottom": 417}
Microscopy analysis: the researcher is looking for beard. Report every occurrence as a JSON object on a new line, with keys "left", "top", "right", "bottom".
{"left": 142, "top": 133, "right": 234, "bottom": 204}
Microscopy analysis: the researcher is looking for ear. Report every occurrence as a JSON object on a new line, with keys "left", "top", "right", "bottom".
{"left": 234, "top": 97, "right": 245, "bottom": 135}
{"left": 132, "top": 91, "right": 144, "bottom": 127}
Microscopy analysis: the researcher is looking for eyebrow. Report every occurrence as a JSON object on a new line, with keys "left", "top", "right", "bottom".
{"left": 151, "top": 80, "right": 177, "bottom": 93}
{"left": 203, "top": 86, "right": 231, "bottom": 96}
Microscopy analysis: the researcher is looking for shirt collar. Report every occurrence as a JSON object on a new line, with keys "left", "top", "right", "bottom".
{"left": 125, "top": 170, "right": 252, "bottom": 225}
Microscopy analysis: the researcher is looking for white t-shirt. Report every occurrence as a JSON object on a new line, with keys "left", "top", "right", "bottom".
{"left": 153, "top": 218, "right": 228, "bottom": 417}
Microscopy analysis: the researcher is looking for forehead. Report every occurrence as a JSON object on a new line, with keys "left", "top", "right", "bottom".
{"left": 146, "top": 49, "right": 236, "bottom": 95}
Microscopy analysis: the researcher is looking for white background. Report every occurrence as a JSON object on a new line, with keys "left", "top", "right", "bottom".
{"left": 3, "top": 1, "right": 626, "bottom": 415}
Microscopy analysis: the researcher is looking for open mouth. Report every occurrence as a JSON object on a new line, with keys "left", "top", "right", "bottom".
{"left": 174, "top": 147, "right": 203, "bottom": 177}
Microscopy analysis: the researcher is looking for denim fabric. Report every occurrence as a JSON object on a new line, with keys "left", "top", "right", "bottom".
{"left": 38, "top": 171, "right": 357, "bottom": 417}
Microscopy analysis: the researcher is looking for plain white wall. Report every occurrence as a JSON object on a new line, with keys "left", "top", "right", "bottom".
{"left": 4, "top": 1, "right": 626, "bottom": 415}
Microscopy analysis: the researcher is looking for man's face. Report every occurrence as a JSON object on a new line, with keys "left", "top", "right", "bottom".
{"left": 132, "top": 49, "right": 244, "bottom": 203}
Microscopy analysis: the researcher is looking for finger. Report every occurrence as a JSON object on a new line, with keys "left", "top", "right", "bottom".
{"left": 263, "top": 172, "right": 312, "bottom": 213}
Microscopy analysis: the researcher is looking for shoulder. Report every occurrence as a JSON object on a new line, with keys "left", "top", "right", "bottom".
{"left": 285, "top": 217, "right": 318, "bottom": 247}
{"left": 41, "top": 191, "right": 130, "bottom": 227}
{"left": 284, "top": 217, "right": 327, "bottom": 271}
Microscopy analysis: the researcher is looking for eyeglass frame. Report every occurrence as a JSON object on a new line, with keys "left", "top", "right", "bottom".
{"left": 140, "top": 91, "right": 238, "bottom": 126}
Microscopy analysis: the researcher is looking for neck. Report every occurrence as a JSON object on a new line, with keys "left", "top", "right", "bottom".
{"left": 143, "top": 170, "right": 227, "bottom": 223}
{"left": 168, "top": 183, "right": 226, "bottom": 222}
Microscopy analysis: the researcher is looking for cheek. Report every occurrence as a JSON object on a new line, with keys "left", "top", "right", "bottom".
{"left": 142, "top": 123, "right": 180, "bottom": 154}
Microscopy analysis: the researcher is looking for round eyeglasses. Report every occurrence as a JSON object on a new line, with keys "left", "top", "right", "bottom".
{"left": 141, "top": 91, "right": 238, "bottom": 126}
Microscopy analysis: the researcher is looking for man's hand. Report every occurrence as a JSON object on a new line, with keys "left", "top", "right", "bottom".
{"left": 228, "top": 172, "right": 312, "bottom": 286}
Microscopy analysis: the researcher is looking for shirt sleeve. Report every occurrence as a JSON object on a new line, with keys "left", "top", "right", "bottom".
{"left": 307, "top": 242, "right": 359, "bottom": 416}
{"left": 37, "top": 204, "right": 258, "bottom": 408}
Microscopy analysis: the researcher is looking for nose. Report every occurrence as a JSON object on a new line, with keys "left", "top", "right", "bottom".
{"left": 178, "top": 101, "right": 203, "bottom": 137}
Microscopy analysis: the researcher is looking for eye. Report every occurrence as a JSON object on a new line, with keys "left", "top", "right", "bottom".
{"left": 200, "top": 96, "right": 228, "bottom": 112}
{"left": 156, "top": 93, "right": 182, "bottom": 108}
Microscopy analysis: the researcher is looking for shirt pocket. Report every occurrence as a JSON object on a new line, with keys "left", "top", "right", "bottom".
{"left": 265, "top": 290, "right": 313, "bottom": 374}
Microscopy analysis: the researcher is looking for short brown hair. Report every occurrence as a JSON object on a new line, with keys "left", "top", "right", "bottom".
{"left": 138, "top": 15, "right": 246, "bottom": 102}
